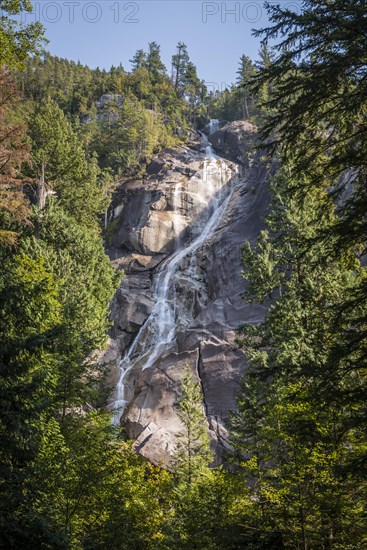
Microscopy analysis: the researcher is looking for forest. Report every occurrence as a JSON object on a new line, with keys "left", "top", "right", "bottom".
{"left": 0, "top": 0, "right": 366, "bottom": 548}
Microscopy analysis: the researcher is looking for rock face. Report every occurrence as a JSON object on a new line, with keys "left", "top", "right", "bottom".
{"left": 96, "top": 93, "right": 124, "bottom": 110}
{"left": 209, "top": 120, "right": 258, "bottom": 165}
{"left": 106, "top": 122, "right": 272, "bottom": 467}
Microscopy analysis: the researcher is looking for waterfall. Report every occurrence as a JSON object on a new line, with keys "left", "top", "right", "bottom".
{"left": 111, "top": 134, "right": 238, "bottom": 426}
{"left": 206, "top": 118, "right": 220, "bottom": 135}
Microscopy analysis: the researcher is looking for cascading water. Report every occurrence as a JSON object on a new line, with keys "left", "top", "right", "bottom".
{"left": 111, "top": 134, "right": 238, "bottom": 426}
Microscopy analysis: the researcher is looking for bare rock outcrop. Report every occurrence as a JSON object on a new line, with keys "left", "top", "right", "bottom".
{"left": 209, "top": 120, "right": 258, "bottom": 165}
{"left": 105, "top": 122, "right": 272, "bottom": 467}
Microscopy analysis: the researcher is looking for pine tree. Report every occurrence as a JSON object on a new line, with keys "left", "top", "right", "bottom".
{"left": 183, "top": 61, "right": 207, "bottom": 126}
{"left": 147, "top": 42, "right": 167, "bottom": 85}
{"left": 236, "top": 54, "right": 256, "bottom": 119}
{"left": 28, "top": 98, "right": 108, "bottom": 225}
{"left": 165, "top": 367, "right": 249, "bottom": 549}
{"left": 256, "top": 43, "right": 275, "bottom": 106}
{"left": 173, "top": 365, "right": 213, "bottom": 485}
{"left": 230, "top": 163, "right": 366, "bottom": 549}
{"left": 0, "top": 68, "right": 32, "bottom": 245}
{"left": 252, "top": 0, "right": 367, "bottom": 497}
{"left": 0, "top": 0, "right": 45, "bottom": 68}
{"left": 253, "top": 0, "right": 367, "bottom": 247}
{"left": 0, "top": 250, "right": 63, "bottom": 546}
{"left": 129, "top": 49, "right": 147, "bottom": 71}
{"left": 23, "top": 204, "right": 119, "bottom": 418}
{"left": 171, "top": 42, "right": 189, "bottom": 96}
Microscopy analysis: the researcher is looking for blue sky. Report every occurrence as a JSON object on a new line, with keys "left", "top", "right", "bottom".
{"left": 25, "top": 1, "right": 278, "bottom": 86}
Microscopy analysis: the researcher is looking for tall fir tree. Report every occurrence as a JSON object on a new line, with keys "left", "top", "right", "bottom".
{"left": 0, "top": 68, "right": 31, "bottom": 245}
{"left": 129, "top": 49, "right": 147, "bottom": 71}
{"left": 0, "top": 250, "right": 63, "bottom": 547}
{"left": 252, "top": 0, "right": 367, "bottom": 491}
{"left": 147, "top": 42, "right": 167, "bottom": 85}
{"left": 28, "top": 98, "right": 108, "bottom": 225}
{"left": 230, "top": 163, "right": 366, "bottom": 549}
{"left": 171, "top": 42, "right": 189, "bottom": 96}
{"left": 173, "top": 365, "right": 213, "bottom": 486}
{"left": 236, "top": 54, "right": 256, "bottom": 119}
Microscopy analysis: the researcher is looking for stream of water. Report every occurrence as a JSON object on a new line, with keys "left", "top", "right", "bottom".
{"left": 111, "top": 135, "right": 237, "bottom": 425}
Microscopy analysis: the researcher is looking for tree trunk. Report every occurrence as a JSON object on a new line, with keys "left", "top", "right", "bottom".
{"left": 37, "top": 162, "right": 46, "bottom": 210}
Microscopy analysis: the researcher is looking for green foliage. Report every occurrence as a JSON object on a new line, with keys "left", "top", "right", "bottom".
{"left": 130, "top": 48, "right": 147, "bottom": 71}
{"left": 207, "top": 86, "right": 240, "bottom": 123}
{"left": 91, "top": 96, "right": 175, "bottom": 176}
{"left": 255, "top": 43, "right": 275, "bottom": 107}
{"left": 172, "top": 42, "right": 190, "bottom": 95}
{"left": 3, "top": 3, "right": 366, "bottom": 547}
{"left": 208, "top": 46, "right": 273, "bottom": 123}
{"left": 162, "top": 367, "right": 248, "bottom": 549}
{"left": 253, "top": 0, "right": 367, "bottom": 249}
{"left": 19, "top": 52, "right": 189, "bottom": 178}
{"left": 172, "top": 366, "right": 213, "bottom": 486}
{"left": 0, "top": 0, "right": 45, "bottom": 68}
{"left": 0, "top": 250, "right": 63, "bottom": 547}
{"left": 22, "top": 204, "right": 119, "bottom": 415}
{"left": 27, "top": 98, "right": 109, "bottom": 225}
{"left": 250, "top": 8, "right": 367, "bottom": 544}
{"left": 164, "top": 468, "right": 247, "bottom": 550}
{"left": 236, "top": 54, "right": 256, "bottom": 119}
{"left": 32, "top": 411, "right": 171, "bottom": 549}
{"left": 0, "top": 68, "right": 31, "bottom": 246}
{"left": 230, "top": 164, "right": 366, "bottom": 549}
{"left": 0, "top": 38, "right": 123, "bottom": 548}
{"left": 146, "top": 41, "right": 167, "bottom": 85}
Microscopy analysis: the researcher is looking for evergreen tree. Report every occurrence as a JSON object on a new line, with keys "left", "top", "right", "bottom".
{"left": 0, "top": 0, "right": 45, "bottom": 68}
{"left": 256, "top": 43, "right": 275, "bottom": 106}
{"left": 32, "top": 411, "right": 170, "bottom": 549}
{"left": 253, "top": 0, "right": 367, "bottom": 247}
{"left": 0, "top": 68, "right": 31, "bottom": 245}
{"left": 173, "top": 365, "right": 213, "bottom": 485}
{"left": 183, "top": 61, "right": 207, "bottom": 126}
{"left": 92, "top": 96, "right": 171, "bottom": 176}
{"left": 208, "top": 87, "right": 240, "bottom": 123}
{"left": 130, "top": 48, "right": 147, "bottom": 71}
{"left": 236, "top": 54, "right": 256, "bottom": 119}
{"left": 28, "top": 98, "right": 108, "bottom": 225}
{"left": 146, "top": 42, "right": 167, "bottom": 84}
{"left": 24, "top": 204, "right": 119, "bottom": 418}
{"left": 252, "top": 0, "right": 367, "bottom": 492}
{"left": 230, "top": 163, "right": 366, "bottom": 549}
{"left": 0, "top": 250, "right": 63, "bottom": 547}
{"left": 171, "top": 42, "right": 189, "bottom": 96}
{"left": 166, "top": 367, "right": 248, "bottom": 549}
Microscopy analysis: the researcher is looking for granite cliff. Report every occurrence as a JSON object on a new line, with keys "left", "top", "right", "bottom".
{"left": 103, "top": 121, "right": 272, "bottom": 466}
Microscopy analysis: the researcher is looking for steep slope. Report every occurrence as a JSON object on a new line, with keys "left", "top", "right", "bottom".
{"left": 105, "top": 122, "right": 272, "bottom": 466}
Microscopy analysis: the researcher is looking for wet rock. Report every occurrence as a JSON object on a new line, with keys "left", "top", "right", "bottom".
{"left": 202, "top": 118, "right": 221, "bottom": 135}
{"left": 106, "top": 129, "right": 272, "bottom": 465}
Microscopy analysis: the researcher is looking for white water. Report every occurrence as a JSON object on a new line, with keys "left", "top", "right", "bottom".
{"left": 206, "top": 118, "right": 220, "bottom": 135}
{"left": 111, "top": 136, "right": 237, "bottom": 425}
